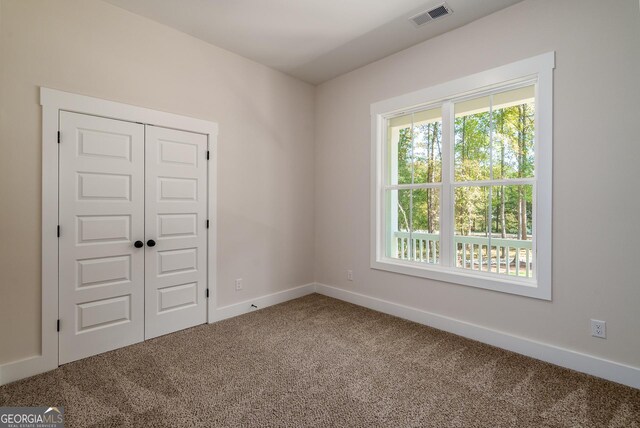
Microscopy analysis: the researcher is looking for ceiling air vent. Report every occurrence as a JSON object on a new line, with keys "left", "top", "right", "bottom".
{"left": 409, "top": 3, "right": 453, "bottom": 27}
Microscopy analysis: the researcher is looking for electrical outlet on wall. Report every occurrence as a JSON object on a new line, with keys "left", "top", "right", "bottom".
{"left": 347, "top": 270, "right": 353, "bottom": 281}
{"left": 235, "top": 278, "right": 243, "bottom": 291}
{"left": 591, "top": 319, "right": 606, "bottom": 339}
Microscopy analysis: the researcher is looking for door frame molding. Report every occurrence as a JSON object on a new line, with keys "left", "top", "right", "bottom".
{"left": 34, "top": 87, "right": 217, "bottom": 381}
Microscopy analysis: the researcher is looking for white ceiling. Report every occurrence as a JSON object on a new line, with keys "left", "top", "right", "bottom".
{"left": 102, "top": 0, "right": 523, "bottom": 84}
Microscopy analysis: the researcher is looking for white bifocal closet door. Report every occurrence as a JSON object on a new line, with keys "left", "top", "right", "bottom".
{"left": 58, "top": 112, "right": 145, "bottom": 364}
{"left": 144, "top": 125, "right": 208, "bottom": 339}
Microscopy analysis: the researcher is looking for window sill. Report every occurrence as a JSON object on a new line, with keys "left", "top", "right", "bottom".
{"left": 371, "top": 257, "right": 551, "bottom": 300}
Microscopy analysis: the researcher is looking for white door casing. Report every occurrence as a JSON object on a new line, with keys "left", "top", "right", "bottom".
{"left": 58, "top": 112, "right": 145, "bottom": 364}
{"left": 144, "top": 125, "right": 208, "bottom": 339}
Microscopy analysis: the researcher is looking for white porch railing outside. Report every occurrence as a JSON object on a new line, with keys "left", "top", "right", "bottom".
{"left": 393, "top": 231, "right": 440, "bottom": 264}
{"left": 393, "top": 231, "right": 533, "bottom": 278}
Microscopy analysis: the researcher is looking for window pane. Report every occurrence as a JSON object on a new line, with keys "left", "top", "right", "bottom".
{"left": 492, "top": 86, "right": 535, "bottom": 179}
{"left": 412, "top": 188, "right": 440, "bottom": 263}
{"left": 386, "top": 188, "right": 441, "bottom": 263}
{"left": 454, "top": 185, "right": 534, "bottom": 278}
{"left": 386, "top": 189, "right": 412, "bottom": 259}
{"left": 387, "top": 123, "right": 413, "bottom": 185}
{"left": 412, "top": 109, "right": 442, "bottom": 184}
{"left": 387, "top": 108, "right": 442, "bottom": 185}
{"left": 454, "top": 97, "right": 491, "bottom": 182}
{"left": 454, "top": 186, "right": 490, "bottom": 272}
{"left": 491, "top": 185, "right": 533, "bottom": 278}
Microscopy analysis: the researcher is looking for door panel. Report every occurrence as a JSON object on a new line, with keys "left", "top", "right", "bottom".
{"left": 145, "top": 126, "right": 207, "bottom": 339}
{"left": 157, "top": 214, "right": 197, "bottom": 238}
{"left": 59, "top": 112, "right": 145, "bottom": 364}
{"left": 76, "top": 295, "right": 131, "bottom": 332}
{"left": 77, "top": 255, "right": 131, "bottom": 288}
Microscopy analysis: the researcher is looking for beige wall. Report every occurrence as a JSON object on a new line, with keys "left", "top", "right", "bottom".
{"left": 0, "top": 0, "right": 315, "bottom": 364}
{"left": 314, "top": 0, "right": 640, "bottom": 367}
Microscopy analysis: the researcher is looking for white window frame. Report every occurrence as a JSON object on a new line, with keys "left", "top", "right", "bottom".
{"left": 370, "top": 52, "right": 554, "bottom": 300}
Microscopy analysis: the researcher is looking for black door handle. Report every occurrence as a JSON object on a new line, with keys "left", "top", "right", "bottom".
{"left": 134, "top": 240, "right": 144, "bottom": 248}
{"left": 147, "top": 239, "right": 156, "bottom": 247}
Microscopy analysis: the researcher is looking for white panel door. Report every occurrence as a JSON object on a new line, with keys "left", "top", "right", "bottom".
{"left": 145, "top": 125, "right": 207, "bottom": 339}
{"left": 58, "top": 112, "right": 145, "bottom": 364}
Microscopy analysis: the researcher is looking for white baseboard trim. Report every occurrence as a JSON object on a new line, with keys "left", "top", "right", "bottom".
{"left": 314, "top": 283, "right": 640, "bottom": 390}
{"left": 0, "top": 355, "right": 52, "bottom": 386}
{"left": 4, "top": 283, "right": 637, "bottom": 390}
{"left": 210, "top": 283, "right": 316, "bottom": 323}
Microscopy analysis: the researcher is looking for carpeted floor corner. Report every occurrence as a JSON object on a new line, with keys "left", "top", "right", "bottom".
{"left": 1, "top": 293, "right": 639, "bottom": 427}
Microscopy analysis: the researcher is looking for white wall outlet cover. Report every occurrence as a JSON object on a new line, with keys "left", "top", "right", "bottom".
{"left": 235, "top": 278, "right": 243, "bottom": 291}
{"left": 347, "top": 270, "right": 353, "bottom": 281}
{"left": 591, "top": 319, "right": 606, "bottom": 339}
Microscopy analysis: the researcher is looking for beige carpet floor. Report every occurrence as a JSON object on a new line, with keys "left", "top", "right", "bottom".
{"left": 1, "top": 294, "right": 639, "bottom": 427}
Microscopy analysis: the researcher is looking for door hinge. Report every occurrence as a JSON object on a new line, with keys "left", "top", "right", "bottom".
{"left": 56, "top": 319, "right": 60, "bottom": 332}
{"left": 206, "top": 220, "right": 209, "bottom": 229}
{"left": 57, "top": 131, "right": 61, "bottom": 144}
{"left": 206, "top": 150, "right": 210, "bottom": 160}
{"left": 206, "top": 288, "right": 209, "bottom": 298}
{"left": 57, "top": 225, "right": 60, "bottom": 237}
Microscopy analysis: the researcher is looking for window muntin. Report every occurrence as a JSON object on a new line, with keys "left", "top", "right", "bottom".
{"left": 383, "top": 83, "right": 538, "bottom": 281}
